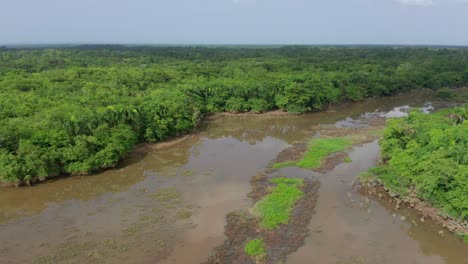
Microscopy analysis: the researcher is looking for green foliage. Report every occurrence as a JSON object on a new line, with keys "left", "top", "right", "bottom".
{"left": 0, "top": 46, "right": 467, "bottom": 184}
{"left": 244, "top": 238, "right": 266, "bottom": 257}
{"left": 375, "top": 106, "right": 468, "bottom": 220}
{"left": 274, "top": 137, "right": 353, "bottom": 169}
{"left": 254, "top": 177, "right": 304, "bottom": 229}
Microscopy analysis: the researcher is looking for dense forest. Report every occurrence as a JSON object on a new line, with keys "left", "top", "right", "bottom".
{"left": 1, "top": 46, "right": 467, "bottom": 185}
{"left": 373, "top": 106, "right": 467, "bottom": 220}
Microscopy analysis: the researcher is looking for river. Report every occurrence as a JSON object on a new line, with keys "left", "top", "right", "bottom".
{"left": 0, "top": 90, "right": 467, "bottom": 264}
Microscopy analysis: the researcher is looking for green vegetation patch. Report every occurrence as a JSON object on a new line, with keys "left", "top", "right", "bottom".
{"left": 0, "top": 47, "right": 467, "bottom": 185}
{"left": 274, "top": 137, "right": 353, "bottom": 169}
{"left": 374, "top": 106, "right": 468, "bottom": 220}
{"left": 244, "top": 238, "right": 266, "bottom": 257}
{"left": 254, "top": 177, "right": 304, "bottom": 229}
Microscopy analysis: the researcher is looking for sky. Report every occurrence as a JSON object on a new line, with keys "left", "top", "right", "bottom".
{"left": 1, "top": 0, "right": 468, "bottom": 45}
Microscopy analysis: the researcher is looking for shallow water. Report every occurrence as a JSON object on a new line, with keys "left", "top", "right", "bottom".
{"left": 0, "top": 90, "right": 466, "bottom": 263}
{"left": 284, "top": 141, "right": 468, "bottom": 264}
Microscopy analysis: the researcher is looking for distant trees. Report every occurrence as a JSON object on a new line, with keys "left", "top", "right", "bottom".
{"left": 0, "top": 46, "right": 467, "bottom": 185}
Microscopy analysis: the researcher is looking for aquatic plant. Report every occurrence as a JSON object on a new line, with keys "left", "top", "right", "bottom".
{"left": 274, "top": 137, "right": 353, "bottom": 169}
{"left": 254, "top": 177, "right": 304, "bottom": 229}
{"left": 244, "top": 238, "right": 266, "bottom": 257}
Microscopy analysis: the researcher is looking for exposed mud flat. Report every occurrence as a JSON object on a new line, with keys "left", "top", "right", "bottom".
{"left": 209, "top": 110, "right": 292, "bottom": 118}
{"left": 205, "top": 173, "right": 319, "bottom": 264}
{"left": 273, "top": 143, "right": 309, "bottom": 164}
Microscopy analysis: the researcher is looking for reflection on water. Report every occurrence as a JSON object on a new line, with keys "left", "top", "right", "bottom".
{"left": 0, "top": 90, "right": 466, "bottom": 263}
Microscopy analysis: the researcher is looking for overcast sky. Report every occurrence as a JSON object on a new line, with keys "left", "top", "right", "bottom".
{"left": 1, "top": 0, "right": 468, "bottom": 45}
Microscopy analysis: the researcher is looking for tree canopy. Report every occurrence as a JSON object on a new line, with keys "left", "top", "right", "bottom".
{"left": 1, "top": 46, "right": 467, "bottom": 185}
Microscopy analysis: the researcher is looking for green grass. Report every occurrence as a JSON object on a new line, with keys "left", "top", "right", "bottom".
{"left": 244, "top": 238, "right": 266, "bottom": 257}
{"left": 343, "top": 156, "right": 352, "bottom": 163}
{"left": 253, "top": 177, "right": 304, "bottom": 229}
{"left": 273, "top": 137, "right": 354, "bottom": 169}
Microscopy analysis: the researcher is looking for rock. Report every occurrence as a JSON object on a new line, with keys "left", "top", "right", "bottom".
{"left": 438, "top": 230, "right": 444, "bottom": 236}
{"left": 400, "top": 216, "right": 406, "bottom": 221}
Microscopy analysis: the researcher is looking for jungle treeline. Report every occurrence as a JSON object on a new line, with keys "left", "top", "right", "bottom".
{"left": 373, "top": 106, "right": 467, "bottom": 220}
{"left": 0, "top": 46, "right": 467, "bottom": 184}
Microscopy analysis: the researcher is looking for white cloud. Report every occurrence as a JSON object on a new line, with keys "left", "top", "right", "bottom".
{"left": 398, "top": 0, "right": 433, "bottom": 6}
{"left": 232, "top": 0, "right": 257, "bottom": 5}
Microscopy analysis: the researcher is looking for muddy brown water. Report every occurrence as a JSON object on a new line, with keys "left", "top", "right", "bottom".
{"left": 0, "top": 90, "right": 467, "bottom": 264}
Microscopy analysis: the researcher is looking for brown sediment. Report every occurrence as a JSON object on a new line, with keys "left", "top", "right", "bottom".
{"left": 274, "top": 143, "right": 308, "bottom": 164}
{"left": 149, "top": 135, "right": 196, "bottom": 150}
{"left": 204, "top": 176, "right": 320, "bottom": 264}
{"left": 209, "top": 109, "right": 292, "bottom": 118}
{"left": 317, "top": 125, "right": 385, "bottom": 143}
{"left": 315, "top": 152, "right": 350, "bottom": 173}
{"left": 247, "top": 173, "right": 271, "bottom": 203}
{"left": 357, "top": 183, "right": 468, "bottom": 236}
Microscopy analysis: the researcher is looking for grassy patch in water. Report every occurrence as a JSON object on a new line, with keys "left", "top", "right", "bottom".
{"left": 151, "top": 188, "right": 181, "bottom": 203}
{"left": 254, "top": 177, "right": 304, "bottom": 229}
{"left": 244, "top": 238, "right": 266, "bottom": 257}
{"left": 343, "top": 156, "right": 352, "bottom": 163}
{"left": 175, "top": 209, "right": 192, "bottom": 219}
{"left": 273, "top": 137, "right": 353, "bottom": 169}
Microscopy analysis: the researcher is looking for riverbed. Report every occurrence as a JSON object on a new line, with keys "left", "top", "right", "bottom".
{"left": 0, "top": 90, "right": 467, "bottom": 264}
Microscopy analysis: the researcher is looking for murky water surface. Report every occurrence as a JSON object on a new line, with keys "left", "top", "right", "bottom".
{"left": 0, "top": 91, "right": 466, "bottom": 264}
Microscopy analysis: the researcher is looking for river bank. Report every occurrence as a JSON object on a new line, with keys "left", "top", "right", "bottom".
{"left": 2, "top": 88, "right": 466, "bottom": 188}
{"left": 0, "top": 90, "right": 467, "bottom": 263}
{"left": 357, "top": 181, "right": 468, "bottom": 239}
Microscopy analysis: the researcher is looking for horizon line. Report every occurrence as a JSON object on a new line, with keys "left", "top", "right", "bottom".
{"left": 2, "top": 43, "right": 468, "bottom": 48}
